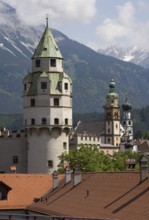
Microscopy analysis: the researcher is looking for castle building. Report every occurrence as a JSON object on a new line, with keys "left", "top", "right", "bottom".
{"left": 121, "top": 98, "right": 133, "bottom": 142}
{"left": 103, "top": 79, "right": 121, "bottom": 146}
{"left": 23, "top": 19, "right": 72, "bottom": 173}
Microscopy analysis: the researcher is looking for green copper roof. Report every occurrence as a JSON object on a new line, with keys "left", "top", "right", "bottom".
{"left": 107, "top": 79, "right": 118, "bottom": 99}
{"left": 32, "top": 23, "right": 63, "bottom": 59}
{"left": 25, "top": 71, "right": 71, "bottom": 96}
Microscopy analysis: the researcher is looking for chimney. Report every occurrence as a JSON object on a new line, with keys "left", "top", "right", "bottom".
{"left": 73, "top": 165, "right": 81, "bottom": 186}
{"left": 65, "top": 166, "right": 71, "bottom": 184}
{"left": 140, "top": 155, "right": 148, "bottom": 182}
{"left": 125, "top": 158, "right": 136, "bottom": 171}
{"left": 52, "top": 170, "right": 58, "bottom": 189}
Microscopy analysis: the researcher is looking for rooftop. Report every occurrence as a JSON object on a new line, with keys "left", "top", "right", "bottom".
{"left": 27, "top": 172, "right": 149, "bottom": 220}
{"left": 0, "top": 174, "right": 63, "bottom": 210}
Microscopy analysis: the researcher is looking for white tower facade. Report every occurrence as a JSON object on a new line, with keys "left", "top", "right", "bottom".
{"left": 23, "top": 20, "right": 72, "bottom": 173}
{"left": 121, "top": 98, "right": 133, "bottom": 142}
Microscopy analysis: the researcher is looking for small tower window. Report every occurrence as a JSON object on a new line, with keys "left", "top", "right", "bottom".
{"left": 30, "top": 99, "right": 35, "bottom": 107}
{"left": 48, "top": 160, "right": 53, "bottom": 168}
{"left": 64, "top": 83, "right": 68, "bottom": 90}
{"left": 108, "top": 128, "right": 110, "bottom": 133}
{"left": 13, "top": 156, "right": 19, "bottom": 164}
{"left": 54, "top": 98, "right": 59, "bottom": 106}
{"left": 42, "top": 118, "right": 47, "bottom": 125}
{"left": 129, "top": 121, "right": 131, "bottom": 125}
{"left": 31, "top": 118, "right": 35, "bottom": 125}
{"left": 63, "top": 142, "right": 67, "bottom": 150}
{"left": 50, "top": 59, "right": 56, "bottom": 67}
{"left": 65, "top": 118, "right": 68, "bottom": 125}
{"left": 36, "top": 59, "right": 40, "bottom": 67}
{"left": 41, "top": 82, "right": 47, "bottom": 90}
{"left": 54, "top": 118, "right": 59, "bottom": 125}
{"left": 108, "top": 138, "right": 110, "bottom": 143}
{"left": 24, "top": 84, "right": 27, "bottom": 91}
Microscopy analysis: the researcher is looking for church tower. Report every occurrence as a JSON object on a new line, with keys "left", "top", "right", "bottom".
{"left": 23, "top": 19, "right": 72, "bottom": 173}
{"left": 121, "top": 98, "right": 133, "bottom": 142}
{"left": 103, "top": 79, "right": 121, "bottom": 146}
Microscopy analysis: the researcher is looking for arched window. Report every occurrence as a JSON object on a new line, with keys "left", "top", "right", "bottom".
{"left": 42, "top": 118, "right": 47, "bottom": 125}
{"left": 129, "top": 121, "right": 131, "bottom": 125}
{"left": 54, "top": 118, "right": 59, "bottom": 125}
{"left": 123, "top": 121, "right": 126, "bottom": 125}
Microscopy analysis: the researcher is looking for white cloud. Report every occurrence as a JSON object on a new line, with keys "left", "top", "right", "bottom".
{"left": 4, "top": 0, "right": 96, "bottom": 26}
{"left": 96, "top": 1, "right": 149, "bottom": 49}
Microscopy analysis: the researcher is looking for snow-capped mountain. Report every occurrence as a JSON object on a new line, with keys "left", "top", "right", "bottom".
{"left": 98, "top": 45, "right": 149, "bottom": 68}
{"left": 0, "top": 1, "right": 67, "bottom": 73}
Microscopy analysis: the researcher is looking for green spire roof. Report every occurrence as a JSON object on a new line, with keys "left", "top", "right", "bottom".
{"left": 107, "top": 79, "right": 118, "bottom": 98}
{"left": 32, "top": 20, "right": 63, "bottom": 59}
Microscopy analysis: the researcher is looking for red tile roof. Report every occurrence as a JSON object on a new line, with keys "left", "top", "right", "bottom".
{"left": 0, "top": 174, "right": 63, "bottom": 210}
{"left": 28, "top": 172, "right": 149, "bottom": 220}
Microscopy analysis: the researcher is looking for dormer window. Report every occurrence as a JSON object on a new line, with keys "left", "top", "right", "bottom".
{"left": 0, "top": 181, "right": 11, "bottom": 200}
{"left": 50, "top": 59, "right": 56, "bottom": 67}
{"left": 36, "top": 59, "right": 40, "bottom": 67}
{"left": 41, "top": 82, "right": 47, "bottom": 90}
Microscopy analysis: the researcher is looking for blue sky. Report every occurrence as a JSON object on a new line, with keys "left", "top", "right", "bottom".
{"left": 4, "top": 0, "right": 149, "bottom": 50}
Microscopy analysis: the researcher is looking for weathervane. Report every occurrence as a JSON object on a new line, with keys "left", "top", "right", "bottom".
{"left": 46, "top": 14, "right": 49, "bottom": 27}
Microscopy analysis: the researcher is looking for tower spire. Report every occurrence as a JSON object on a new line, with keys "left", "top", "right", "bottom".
{"left": 46, "top": 14, "right": 48, "bottom": 27}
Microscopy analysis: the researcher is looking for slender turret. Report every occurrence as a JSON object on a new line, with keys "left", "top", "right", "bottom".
{"left": 103, "top": 79, "right": 121, "bottom": 146}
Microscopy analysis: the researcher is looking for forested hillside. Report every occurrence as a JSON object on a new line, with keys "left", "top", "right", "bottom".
{"left": 2, "top": 106, "right": 149, "bottom": 138}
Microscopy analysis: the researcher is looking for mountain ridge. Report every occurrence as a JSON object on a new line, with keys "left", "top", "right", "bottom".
{"left": 98, "top": 45, "right": 149, "bottom": 68}
{"left": 0, "top": 1, "right": 149, "bottom": 114}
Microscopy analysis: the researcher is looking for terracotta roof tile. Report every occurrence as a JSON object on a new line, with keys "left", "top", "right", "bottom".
{"left": 0, "top": 174, "right": 64, "bottom": 210}
{"left": 28, "top": 172, "right": 149, "bottom": 220}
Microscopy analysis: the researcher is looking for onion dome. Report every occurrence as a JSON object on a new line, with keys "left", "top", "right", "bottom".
{"left": 122, "top": 98, "right": 132, "bottom": 111}
{"left": 107, "top": 79, "right": 118, "bottom": 98}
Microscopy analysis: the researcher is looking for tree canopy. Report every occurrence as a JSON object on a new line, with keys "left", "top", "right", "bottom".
{"left": 58, "top": 144, "right": 143, "bottom": 173}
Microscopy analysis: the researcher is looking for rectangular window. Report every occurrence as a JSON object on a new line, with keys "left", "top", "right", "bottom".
{"left": 64, "top": 83, "right": 68, "bottom": 90}
{"left": 13, "top": 156, "right": 19, "bottom": 164}
{"left": 50, "top": 59, "right": 56, "bottom": 67}
{"left": 65, "top": 118, "right": 68, "bottom": 125}
{"left": 42, "top": 118, "right": 47, "bottom": 125}
{"left": 54, "top": 98, "right": 59, "bottom": 106}
{"left": 41, "top": 82, "right": 47, "bottom": 90}
{"left": 35, "top": 59, "right": 40, "bottom": 67}
{"left": 24, "top": 84, "right": 27, "bottom": 91}
{"left": 30, "top": 99, "right": 35, "bottom": 107}
{"left": 48, "top": 160, "right": 53, "bottom": 168}
{"left": 54, "top": 118, "right": 59, "bottom": 125}
{"left": 31, "top": 118, "right": 35, "bottom": 125}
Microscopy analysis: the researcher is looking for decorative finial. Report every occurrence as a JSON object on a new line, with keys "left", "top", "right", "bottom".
{"left": 46, "top": 14, "right": 48, "bottom": 27}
